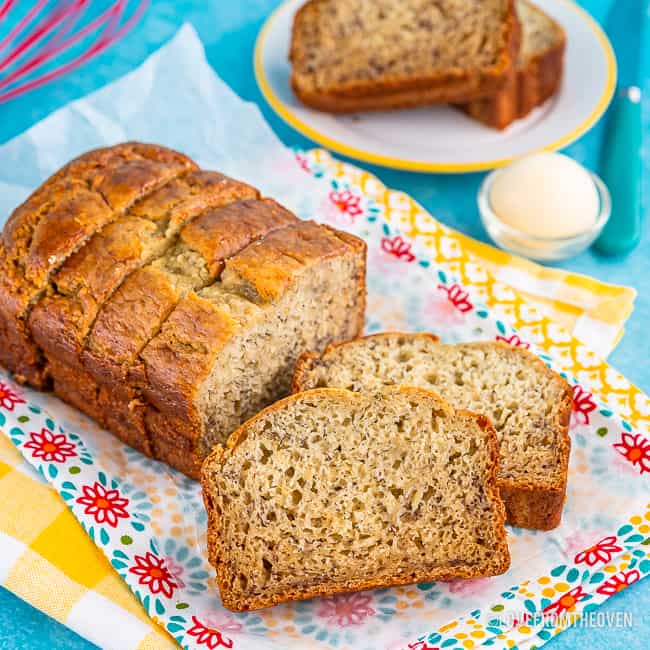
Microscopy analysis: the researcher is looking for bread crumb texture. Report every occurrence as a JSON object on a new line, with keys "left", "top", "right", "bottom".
{"left": 202, "top": 386, "right": 509, "bottom": 611}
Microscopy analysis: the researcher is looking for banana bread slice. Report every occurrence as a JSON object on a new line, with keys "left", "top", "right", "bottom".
{"left": 201, "top": 385, "right": 510, "bottom": 611}
{"left": 293, "top": 333, "right": 572, "bottom": 530}
{"left": 461, "top": 0, "right": 565, "bottom": 129}
{"left": 0, "top": 143, "right": 196, "bottom": 387}
{"left": 141, "top": 222, "right": 366, "bottom": 477}
{"left": 290, "top": 0, "right": 518, "bottom": 112}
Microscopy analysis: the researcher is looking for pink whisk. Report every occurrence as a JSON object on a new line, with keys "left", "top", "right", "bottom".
{"left": 0, "top": 0, "right": 148, "bottom": 103}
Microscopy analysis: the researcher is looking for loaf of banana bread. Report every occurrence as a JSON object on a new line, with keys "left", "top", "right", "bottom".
{"left": 0, "top": 143, "right": 367, "bottom": 476}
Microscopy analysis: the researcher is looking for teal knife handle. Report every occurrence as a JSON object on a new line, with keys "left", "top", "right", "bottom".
{"left": 594, "top": 88, "right": 643, "bottom": 256}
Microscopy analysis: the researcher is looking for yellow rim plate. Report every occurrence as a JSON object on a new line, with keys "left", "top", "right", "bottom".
{"left": 254, "top": 0, "right": 616, "bottom": 173}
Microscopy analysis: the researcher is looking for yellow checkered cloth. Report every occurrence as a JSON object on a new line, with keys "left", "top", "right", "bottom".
{"left": 0, "top": 150, "right": 636, "bottom": 649}
{"left": 0, "top": 436, "right": 176, "bottom": 649}
{"left": 455, "top": 235, "right": 636, "bottom": 357}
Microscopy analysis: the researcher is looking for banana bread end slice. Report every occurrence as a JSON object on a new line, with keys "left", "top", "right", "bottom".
{"left": 460, "top": 0, "right": 566, "bottom": 129}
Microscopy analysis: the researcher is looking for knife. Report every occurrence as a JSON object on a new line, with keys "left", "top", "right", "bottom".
{"left": 593, "top": 0, "right": 645, "bottom": 256}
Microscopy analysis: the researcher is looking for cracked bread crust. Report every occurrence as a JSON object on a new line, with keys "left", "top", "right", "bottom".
{"left": 29, "top": 171, "right": 253, "bottom": 372}
{"left": 292, "top": 334, "right": 572, "bottom": 530}
{"left": 0, "top": 145, "right": 369, "bottom": 476}
{"left": 201, "top": 386, "right": 509, "bottom": 611}
{"left": 290, "top": 0, "right": 519, "bottom": 112}
{"left": 139, "top": 221, "right": 366, "bottom": 474}
{"left": 81, "top": 197, "right": 298, "bottom": 386}
{"left": 71, "top": 198, "right": 295, "bottom": 453}
{"left": 0, "top": 143, "right": 196, "bottom": 387}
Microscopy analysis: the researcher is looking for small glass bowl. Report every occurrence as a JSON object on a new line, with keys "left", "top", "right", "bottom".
{"left": 477, "top": 166, "right": 611, "bottom": 262}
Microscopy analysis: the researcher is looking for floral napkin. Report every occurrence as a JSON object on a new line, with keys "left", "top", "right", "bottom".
{"left": 0, "top": 25, "right": 648, "bottom": 650}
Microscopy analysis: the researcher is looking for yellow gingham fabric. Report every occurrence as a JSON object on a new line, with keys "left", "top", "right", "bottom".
{"left": 454, "top": 235, "right": 636, "bottom": 357}
{"left": 0, "top": 433, "right": 176, "bottom": 650}
{"left": 0, "top": 150, "right": 639, "bottom": 649}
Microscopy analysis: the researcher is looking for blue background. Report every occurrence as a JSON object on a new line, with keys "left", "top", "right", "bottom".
{"left": 0, "top": 1, "right": 648, "bottom": 648}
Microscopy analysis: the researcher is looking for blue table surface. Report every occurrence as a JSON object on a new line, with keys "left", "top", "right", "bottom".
{"left": 0, "top": 1, "right": 648, "bottom": 648}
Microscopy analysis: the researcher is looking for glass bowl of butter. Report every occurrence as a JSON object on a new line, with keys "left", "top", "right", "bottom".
{"left": 478, "top": 152, "right": 611, "bottom": 262}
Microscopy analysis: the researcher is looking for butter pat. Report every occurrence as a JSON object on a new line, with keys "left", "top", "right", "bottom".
{"left": 490, "top": 152, "right": 600, "bottom": 239}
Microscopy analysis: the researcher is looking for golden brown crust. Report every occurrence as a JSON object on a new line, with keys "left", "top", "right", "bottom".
{"left": 2, "top": 143, "right": 195, "bottom": 254}
{"left": 201, "top": 386, "right": 509, "bottom": 611}
{"left": 82, "top": 197, "right": 297, "bottom": 387}
{"left": 291, "top": 77, "right": 510, "bottom": 113}
{"left": 0, "top": 143, "right": 196, "bottom": 388}
{"left": 499, "top": 481, "right": 566, "bottom": 530}
{"left": 178, "top": 198, "right": 294, "bottom": 278}
{"left": 49, "top": 358, "right": 106, "bottom": 425}
{"left": 141, "top": 221, "right": 365, "bottom": 426}
{"left": 517, "top": 33, "right": 565, "bottom": 118}
{"left": 140, "top": 292, "right": 238, "bottom": 422}
{"left": 489, "top": 341, "right": 572, "bottom": 530}
{"left": 147, "top": 409, "right": 201, "bottom": 478}
{"left": 220, "top": 220, "right": 355, "bottom": 302}
{"left": 83, "top": 265, "right": 185, "bottom": 386}
{"left": 292, "top": 334, "right": 572, "bottom": 531}
{"left": 30, "top": 216, "right": 159, "bottom": 371}
{"left": 1, "top": 145, "right": 368, "bottom": 479}
{"left": 78, "top": 199, "right": 296, "bottom": 462}
{"left": 29, "top": 171, "right": 252, "bottom": 372}
{"left": 460, "top": 3, "right": 565, "bottom": 130}
{"left": 290, "top": 0, "right": 519, "bottom": 113}
{"left": 48, "top": 358, "right": 153, "bottom": 455}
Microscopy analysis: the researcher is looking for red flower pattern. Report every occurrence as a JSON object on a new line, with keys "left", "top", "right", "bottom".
{"left": 187, "top": 616, "right": 234, "bottom": 649}
{"left": 316, "top": 592, "right": 376, "bottom": 627}
{"left": 511, "top": 612, "right": 531, "bottom": 629}
{"left": 295, "top": 152, "right": 310, "bottom": 173}
{"left": 329, "top": 189, "right": 363, "bottom": 218}
{"left": 0, "top": 382, "right": 25, "bottom": 411}
{"left": 202, "top": 612, "right": 243, "bottom": 635}
{"left": 24, "top": 428, "right": 76, "bottom": 463}
{"left": 164, "top": 555, "right": 186, "bottom": 589}
{"left": 408, "top": 642, "right": 439, "bottom": 650}
{"left": 128, "top": 552, "right": 178, "bottom": 598}
{"left": 574, "top": 535, "right": 622, "bottom": 566}
{"left": 596, "top": 569, "right": 640, "bottom": 596}
{"left": 571, "top": 385, "right": 597, "bottom": 427}
{"left": 380, "top": 235, "right": 416, "bottom": 262}
{"left": 76, "top": 481, "right": 129, "bottom": 528}
{"left": 495, "top": 334, "right": 530, "bottom": 349}
{"left": 613, "top": 432, "right": 650, "bottom": 474}
{"left": 437, "top": 283, "right": 473, "bottom": 313}
{"left": 543, "top": 585, "right": 587, "bottom": 615}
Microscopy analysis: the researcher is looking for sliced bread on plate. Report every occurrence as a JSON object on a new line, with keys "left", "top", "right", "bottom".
{"left": 290, "top": 0, "right": 519, "bottom": 112}
{"left": 460, "top": 0, "right": 566, "bottom": 129}
{"left": 201, "top": 385, "right": 510, "bottom": 611}
{"left": 293, "top": 333, "right": 573, "bottom": 530}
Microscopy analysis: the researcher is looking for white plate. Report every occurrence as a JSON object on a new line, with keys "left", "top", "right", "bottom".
{"left": 254, "top": 0, "right": 616, "bottom": 173}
